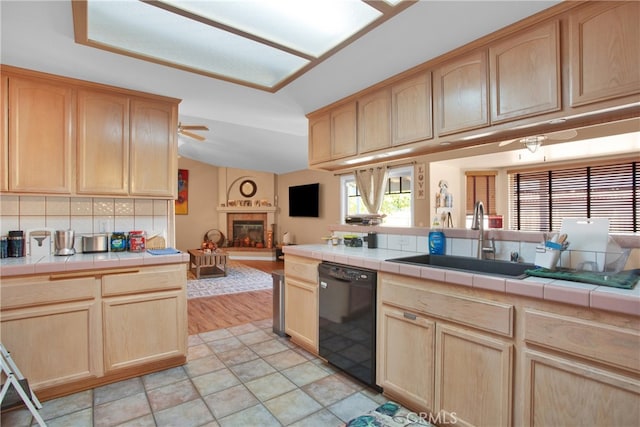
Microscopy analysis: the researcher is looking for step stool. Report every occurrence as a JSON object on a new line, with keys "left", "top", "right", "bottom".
{"left": 1, "top": 343, "right": 47, "bottom": 426}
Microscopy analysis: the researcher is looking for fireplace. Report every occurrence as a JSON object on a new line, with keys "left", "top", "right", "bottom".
{"left": 227, "top": 213, "right": 267, "bottom": 247}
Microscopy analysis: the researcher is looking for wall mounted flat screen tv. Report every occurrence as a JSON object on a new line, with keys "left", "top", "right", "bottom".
{"left": 289, "top": 183, "right": 319, "bottom": 217}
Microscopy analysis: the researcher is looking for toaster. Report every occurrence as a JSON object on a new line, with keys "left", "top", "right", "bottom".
{"left": 343, "top": 237, "right": 363, "bottom": 247}
{"left": 81, "top": 234, "right": 109, "bottom": 253}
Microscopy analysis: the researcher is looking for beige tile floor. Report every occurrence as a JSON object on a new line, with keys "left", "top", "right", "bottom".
{"left": 2, "top": 318, "right": 391, "bottom": 427}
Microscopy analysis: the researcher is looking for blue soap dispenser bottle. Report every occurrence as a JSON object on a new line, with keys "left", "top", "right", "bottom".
{"left": 429, "top": 217, "right": 446, "bottom": 255}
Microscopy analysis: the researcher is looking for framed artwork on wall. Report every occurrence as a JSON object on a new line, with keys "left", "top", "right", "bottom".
{"left": 176, "top": 169, "right": 188, "bottom": 214}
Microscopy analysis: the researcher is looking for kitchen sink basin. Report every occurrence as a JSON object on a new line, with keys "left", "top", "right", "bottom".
{"left": 386, "top": 254, "right": 535, "bottom": 278}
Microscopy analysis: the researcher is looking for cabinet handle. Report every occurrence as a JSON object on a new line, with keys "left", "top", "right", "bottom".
{"left": 403, "top": 312, "right": 417, "bottom": 320}
{"left": 49, "top": 269, "right": 139, "bottom": 281}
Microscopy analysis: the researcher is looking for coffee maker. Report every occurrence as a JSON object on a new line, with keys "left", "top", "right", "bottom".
{"left": 54, "top": 229, "right": 75, "bottom": 256}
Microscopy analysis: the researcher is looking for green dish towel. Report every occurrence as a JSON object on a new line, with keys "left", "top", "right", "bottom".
{"left": 524, "top": 268, "right": 640, "bottom": 289}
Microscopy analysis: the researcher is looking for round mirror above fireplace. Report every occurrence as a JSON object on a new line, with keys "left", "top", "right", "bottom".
{"left": 239, "top": 179, "right": 257, "bottom": 198}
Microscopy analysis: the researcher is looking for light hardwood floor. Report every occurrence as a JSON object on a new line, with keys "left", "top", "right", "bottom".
{"left": 187, "top": 260, "right": 284, "bottom": 335}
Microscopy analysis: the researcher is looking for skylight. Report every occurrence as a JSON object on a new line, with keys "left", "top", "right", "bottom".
{"left": 72, "top": 0, "right": 415, "bottom": 92}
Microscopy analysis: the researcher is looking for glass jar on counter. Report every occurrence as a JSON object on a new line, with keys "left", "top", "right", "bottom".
{"left": 7, "top": 231, "right": 24, "bottom": 257}
{"left": 110, "top": 232, "right": 127, "bottom": 252}
{"left": 128, "top": 231, "right": 146, "bottom": 252}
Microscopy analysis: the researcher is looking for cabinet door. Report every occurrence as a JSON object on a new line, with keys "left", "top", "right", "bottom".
{"left": 435, "top": 51, "right": 489, "bottom": 136}
{"left": 392, "top": 71, "right": 433, "bottom": 146}
{"left": 308, "top": 113, "right": 331, "bottom": 164}
{"left": 569, "top": 1, "right": 640, "bottom": 106}
{"left": 330, "top": 102, "right": 357, "bottom": 160}
{"left": 1, "top": 74, "right": 7, "bottom": 192}
{"left": 8, "top": 76, "right": 73, "bottom": 193}
{"left": 490, "top": 20, "right": 561, "bottom": 123}
{"left": 1, "top": 296, "right": 101, "bottom": 390}
{"left": 523, "top": 350, "right": 640, "bottom": 426}
{"left": 129, "top": 98, "right": 177, "bottom": 197}
{"left": 103, "top": 289, "right": 186, "bottom": 372}
{"left": 435, "top": 324, "right": 513, "bottom": 427}
{"left": 77, "top": 90, "right": 129, "bottom": 195}
{"left": 284, "top": 276, "right": 318, "bottom": 353}
{"left": 358, "top": 88, "right": 391, "bottom": 154}
{"left": 378, "top": 305, "right": 435, "bottom": 411}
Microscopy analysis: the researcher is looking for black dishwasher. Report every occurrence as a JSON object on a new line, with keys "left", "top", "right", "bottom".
{"left": 318, "top": 262, "right": 377, "bottom": 388}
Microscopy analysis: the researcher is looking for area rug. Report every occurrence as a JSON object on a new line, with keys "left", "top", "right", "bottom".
{"left": 343, "top": 402, "right": 434, "bottom": 427}
{"left": 187, "top": 262, "right": 273, "bottom": 299}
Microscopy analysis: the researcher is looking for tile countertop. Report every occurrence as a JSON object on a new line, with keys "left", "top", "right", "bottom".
{"left": 282, "top": 244, "right": 640, "bottom": 317}
{"left": 0, "top": 251, "right": 190, "bottom": 277}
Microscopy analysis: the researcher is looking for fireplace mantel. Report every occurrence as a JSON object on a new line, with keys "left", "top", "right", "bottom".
{"left": 217, "top": 206, "right": 277, "bottom": 260}
{"left": 217, "top": 207, "right": 277, "bottom": 214}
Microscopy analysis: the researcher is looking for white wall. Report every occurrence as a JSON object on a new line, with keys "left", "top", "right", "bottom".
{"left": 175, "top": 158, "right": 219, "bottom": 251}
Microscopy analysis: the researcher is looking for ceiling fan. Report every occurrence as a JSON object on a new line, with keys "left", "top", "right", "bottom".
{"left": 178, "top": 122, "right": 209, "bottom": 142}
{"left": 498, "top": 129, "right": 578, "bottom": 153}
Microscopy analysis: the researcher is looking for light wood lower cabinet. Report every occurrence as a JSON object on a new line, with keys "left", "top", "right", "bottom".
{"left": 0, "top": 263, "right": 187, "bottom": 398}
{"left": 524, "top": 350, "right": 640, "bottom": 426}
{"left": 378, "top": 274, "right": 514, "bottom": 425}
{"left": 378, "top": 304, "right": 435, "bottom": 410}
{"left": 377, "top": 272, "right": 639, "bottom": 427}
{"left": 0, "top": 276, "right": 102, "bottom": 390}
{"left": 103, "top": 290, "right": 186, "bottom": 372}
{"left": 284, "top": 276, "right": 318, "bottom": 353}
{"left": 284, "top": 255, "right": 320, "bottom": 353}
{"left": 435, "top": 324, "right": 513, "bottom": 427}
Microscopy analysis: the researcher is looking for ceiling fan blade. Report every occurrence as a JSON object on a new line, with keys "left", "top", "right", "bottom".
{"left": 180, "top": 129, "right": 206, "bottom": 141}
{"left": 180, "top": 125, "right": 209, "bottom": 131}
{"left": 547, "top": 129, "right": 578, "bottom": 140}
{"left": 498, "top": 138, "right": 517, "bottom": 147}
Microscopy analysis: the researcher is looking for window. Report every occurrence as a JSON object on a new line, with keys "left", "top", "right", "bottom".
{"left": 508, "top": 161, "right": 639, "bottom": 233}
{"left": 341, "top": 166, "right": 413, "bottom": 226}
{"left": 465, "top": 171, "right": 497, "bottom": 215}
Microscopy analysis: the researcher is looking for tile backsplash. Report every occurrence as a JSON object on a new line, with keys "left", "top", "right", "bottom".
{"left": 332, "top": 230, "right": 540, "bottom": 264}
{"left": 0, "top": 195, "right": 170, "bottom": 241}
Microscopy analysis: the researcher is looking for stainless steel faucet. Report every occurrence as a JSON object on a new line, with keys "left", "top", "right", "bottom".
{"left": 471, "top": 201, "right": 495, "bottom": 259}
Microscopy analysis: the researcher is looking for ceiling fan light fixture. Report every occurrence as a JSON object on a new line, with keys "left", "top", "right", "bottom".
{"left": 521, "top": 135, "right": 546, "bottom": 153}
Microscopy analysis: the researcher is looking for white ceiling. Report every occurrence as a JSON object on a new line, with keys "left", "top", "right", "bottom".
{"left": 2, "top": 0, "right": 568, "bottom": 174}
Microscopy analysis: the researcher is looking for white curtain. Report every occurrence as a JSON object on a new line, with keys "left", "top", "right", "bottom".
{"left": 355, "top": 166, "right": 388, "bottom": 214}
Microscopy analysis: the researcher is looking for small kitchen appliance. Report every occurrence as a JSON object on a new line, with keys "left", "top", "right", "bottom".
{"left": 26, "top": 229, "right": 54, "bottom": 257}
{"left": 7, "top": 231, "right": 25, "bottom": 257}
{"left": 81, "top": 234, "right": 109, "bottom": 253}
{"left": 54, "top": 229, "right": 75, "bottom": 256}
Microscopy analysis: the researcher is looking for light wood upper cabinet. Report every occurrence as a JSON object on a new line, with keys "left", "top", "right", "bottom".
{"left": 435, "top": 51, "right": 489, "bottom": 136}
{"left": 392, "top": 71, "right": 433, "bottom": 146}
{"left": 490, "top": 20, "right": 561, "bottom": 123}
{"left": 129, "top": 98, "right": 177, "bottom": 198}
{"left": 1, "top": 75, "right": 7, "bottom": 192}
{"left": 308, "top": 113, "right": 331, "bottom": 165}
{"left": 378, "top": 304, "right": 435, "bottom": 411}
{"left": 77, "top": 90, "right": 129, "bottom": 195}
{"left": 358, "top": 88, "right": 391, "bottom": 154}
{"left": 330, "top": 101, "right": 357, "bottom": 160}
{"left": 569, "top": 1, "right": 640, "bottom": 106}
{"left": 8, "top": 76, "right": 74, "bottom": 194}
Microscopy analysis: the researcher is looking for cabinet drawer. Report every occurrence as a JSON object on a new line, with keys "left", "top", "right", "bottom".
{"left": 1, "top": 276, "right": 97, "bottom": 310}
{"left": 380, "top": 276, "right": 513, "bottom": 337}
{"left": 102, "top": 264, "right": 185, "bottom": 296}
{"left": 284, "top": 255, "right": 319, "bottom": 283}
{"left": 524, "top": 309, "right": 640, "bottom": 373}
